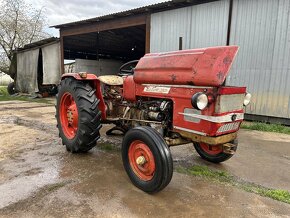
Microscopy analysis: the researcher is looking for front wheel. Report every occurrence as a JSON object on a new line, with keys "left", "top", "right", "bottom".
{"left": 122, "top": 126, "right": 173, "bottom": 193}
{"left": 193, "top": 139, "right": 238, "bottom": 163}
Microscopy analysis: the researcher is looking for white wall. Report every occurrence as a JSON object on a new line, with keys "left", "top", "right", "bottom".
{"left": 0, "top": 73, "right": 13, "bottom": 86}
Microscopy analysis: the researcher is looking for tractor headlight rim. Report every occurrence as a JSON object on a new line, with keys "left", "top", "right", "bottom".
{"left": 243, "top": 92, "right": 251, "bottom": 106}
{"left": 191, "top": 92, "right": 209, "bottom": 110}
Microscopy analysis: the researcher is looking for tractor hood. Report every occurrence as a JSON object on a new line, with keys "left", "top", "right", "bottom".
{"left": 134, "top": 46, "right": 239, "bottom": 87}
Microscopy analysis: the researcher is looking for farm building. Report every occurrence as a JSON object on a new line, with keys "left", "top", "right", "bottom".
{"left": 53, "top": 0, "right": 290, "bottom": 125}
{"left": 11, "top": 37, "right": 61, "bottom": 94}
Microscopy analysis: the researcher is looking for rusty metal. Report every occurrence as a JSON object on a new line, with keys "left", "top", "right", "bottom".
{"left": 59, "top": 15, "right": 148, "bottom": 37}
{"left": 164, "top": 137, "right": 190, "bottom": 146}
{"left": 222, "top": 143, "right": 236, "bottom": 155}
{"left": 145, "top": 15, "right": 151, "bottom": 54}
{"left": 119, "top": 118, "right": 162, "bottom": 124}
{"left": 79, "top": 72, "right": 87, "bottom": 78}
{"left": 177, "top": 130, "right": 237, "bottom": 145}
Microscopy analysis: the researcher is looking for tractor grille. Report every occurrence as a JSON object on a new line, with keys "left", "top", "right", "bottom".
{"left": 217, "top": 122, "right": 240, "bottom": 133}
{"left": 215, "top": 94, "right": 244, "bottom": 113}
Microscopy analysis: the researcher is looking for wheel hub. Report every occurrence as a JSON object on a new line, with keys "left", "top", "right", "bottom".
{"left": 136, "top": 156, "right": 146, "bottom": 165}
{"left": 67, "top": 104, "right": 78, "bottom": 126}
{"left": 128, "top": 140, "right": 155, "bottom": 181}
{"left": 59, "top": 92, "right": 79, "bottom": 139}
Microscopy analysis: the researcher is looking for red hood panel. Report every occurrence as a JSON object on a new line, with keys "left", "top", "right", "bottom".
{"left": 134, "top": 46, "right": 239, "bottom": 87}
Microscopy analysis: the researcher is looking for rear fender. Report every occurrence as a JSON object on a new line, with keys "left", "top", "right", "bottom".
{"left": 61, "top": 73, "right": 107, "bottom": 120}
{"left": 61, "top": 72, "right": 98, "bottom": 80}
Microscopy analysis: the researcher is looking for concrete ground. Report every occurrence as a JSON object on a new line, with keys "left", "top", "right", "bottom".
{"left": 0, "top": 100, "right": 289, "bottom": 217}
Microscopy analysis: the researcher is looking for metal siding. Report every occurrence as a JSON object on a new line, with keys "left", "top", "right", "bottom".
{"left": 150, "top": 0, "right": 229, "bottom": 53}
{"left": 227, "top": 0, "right": 290, "bottom": 118}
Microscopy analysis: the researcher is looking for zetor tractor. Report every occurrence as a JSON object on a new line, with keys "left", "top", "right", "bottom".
{"left": 56, "top": 46, "right": 251, "bottom": 193}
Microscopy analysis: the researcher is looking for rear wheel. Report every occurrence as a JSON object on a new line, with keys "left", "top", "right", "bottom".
{"left": 56, "top": 78, "right": 102, "bottom": 152}
{"left": 122, "top": 126, "right": 173, "bottom": 193}
{"left": 7, "top": 82, "right": 16, "bottom": 95}
{"left": 193, "top": 139, "right": 238, "bottom": 163}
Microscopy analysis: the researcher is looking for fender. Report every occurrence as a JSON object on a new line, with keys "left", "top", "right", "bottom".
{"left": 61, "top": 72, "right": 98, "bottom": 80}
{"left": 61, "top": 73, "right": 107, "bottom": 120}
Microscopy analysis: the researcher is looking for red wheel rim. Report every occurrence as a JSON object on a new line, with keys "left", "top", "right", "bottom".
{"left": 128, "top": 140, "right": 155, "bottom": 181}
{"left": 199, "top": 143, "right": 223, "bottom": 155}
{"left": 59, "top": 92, "right": 78, "bottom": 139}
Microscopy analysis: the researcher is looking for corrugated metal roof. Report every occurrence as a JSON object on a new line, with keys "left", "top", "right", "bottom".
{"left": 16, "top": 37, "right": 59, "bottom": 52}
{"left": 52, "top": 0, "right": 218, "bottom": 28}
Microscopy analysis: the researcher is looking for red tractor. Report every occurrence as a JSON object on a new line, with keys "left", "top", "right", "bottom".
{"left": 56, "top": 46, "right": 251, "bottom": 193}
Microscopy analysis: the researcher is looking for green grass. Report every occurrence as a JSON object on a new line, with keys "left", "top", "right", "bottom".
{"left": 241, "top": 121, "right": 290, "bottom": 135}
{"left": 97, "top": 143, "right": 119, "bottom": 151}
{"left": 0, "top": 86, "right": 50, "bottom": 103}
{"left": 177, "top": 165, "right": 290, "bottom": 204}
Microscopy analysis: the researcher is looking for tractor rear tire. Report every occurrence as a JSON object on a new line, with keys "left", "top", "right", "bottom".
{"left": 56, "top": 78, "right": 102, "bottom": 153}
{"left": 7, "top": 82, "right": 16, "bottom": 95}
{"left": 122, "top": 126, "right": 173, "bottom": 193}
{"left": 193, "top": 139, "right": 238, "bottom": 163}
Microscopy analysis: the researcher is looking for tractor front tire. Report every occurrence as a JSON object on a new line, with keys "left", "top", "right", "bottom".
{"left": 193, "top": 139, "right": 238, "bottom": 163}
{"left": 122, "top": 126, "right": 173, "bottom": 193}
{"left": 56, "top": 78, "right": 101, "bottom": 153}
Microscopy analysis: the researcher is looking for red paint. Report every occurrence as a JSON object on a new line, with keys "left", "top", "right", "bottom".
{"left": 128, "top": 140, "right": 155, "bottom": 181}
{"left": 61, "top": 73, "right": 107, "bottom": 120}
{"left": 62, "top": 46, "right": 247, "bottom": 142}
{"left": 199, "top": 143, "right": 223, "bottom": 155}
{"left": 218, "top": 86, "right": 246, "bottom": 95}
{"left": 132, "top": 83, "right": 246, "bottom": 136}
{"left": 93, "top": 80, "right": 107, "bottom": 120}
{"left": 134, "top": 46, "right": 239, "bottom": 87}
{"left": 123, "top": 76, "right": 136, "bottom": 101}
{"left": 59, "top": 92, "right": 78, "bottom": 139}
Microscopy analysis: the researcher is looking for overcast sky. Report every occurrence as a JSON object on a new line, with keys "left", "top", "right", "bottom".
{"left": 26, "top": 0, "right": 168, "bottom": 36}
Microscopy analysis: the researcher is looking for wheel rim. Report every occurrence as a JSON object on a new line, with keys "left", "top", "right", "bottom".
{"left": 199, "top": 143, "right": 223, "bottom": 155}
{"left": 59, "top": 92, "right": 78, "bottom": 139}
{"left": 128, "top": 140, "right": 155, "bottom": 181}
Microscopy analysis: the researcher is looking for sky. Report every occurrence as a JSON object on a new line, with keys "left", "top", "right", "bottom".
{"left": 26, "top": 0, "right": 168, "bottom": 36}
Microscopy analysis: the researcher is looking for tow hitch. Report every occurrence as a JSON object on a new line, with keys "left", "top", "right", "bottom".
{"left": 223, "top": 143, "right": 237, "bottom": 154}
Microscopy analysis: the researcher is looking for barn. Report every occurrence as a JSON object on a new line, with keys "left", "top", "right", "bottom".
{"left": 53, "top": 0, "right": 290, "bottom": 125}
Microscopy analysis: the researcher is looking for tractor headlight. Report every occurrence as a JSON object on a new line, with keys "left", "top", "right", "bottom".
{"left": 191, "top": 92, "right": 208, "bottom": 110}
{"left": 243, "top": 92, "right": 251, "bottom": 106}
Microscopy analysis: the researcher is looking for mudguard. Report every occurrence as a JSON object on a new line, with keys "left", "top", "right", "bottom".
{"left": 61, "top": 73, "right": 107, "bottom": 120}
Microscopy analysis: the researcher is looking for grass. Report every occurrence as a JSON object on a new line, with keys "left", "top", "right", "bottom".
{"left": 177, "top": 165, "right": 290, "bottom": 204}
{"left": 0, "top": 86, "right": 50, "bottom": 103}
{"left": 97, "top": 142, "right": 119, "bottom": 151}
{"left": 241, "top": 121, "right": 290, "bottom": 135}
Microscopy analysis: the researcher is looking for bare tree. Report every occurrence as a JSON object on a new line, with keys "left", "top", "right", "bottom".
{"left": 0, "top": 0, "right": 50, "bottom": 77}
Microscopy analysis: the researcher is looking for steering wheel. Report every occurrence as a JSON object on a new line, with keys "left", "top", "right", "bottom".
{"left": 118, "top": 60, "right": 139, "bottom": 76}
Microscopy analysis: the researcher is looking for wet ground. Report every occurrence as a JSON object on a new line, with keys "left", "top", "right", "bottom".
{"left": 0, "top": 100, "right": 290, "bottom": 217}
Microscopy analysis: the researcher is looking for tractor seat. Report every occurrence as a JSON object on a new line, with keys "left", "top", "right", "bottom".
{"left": 98, "top": 75, "right": 124, "bottom": 86}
